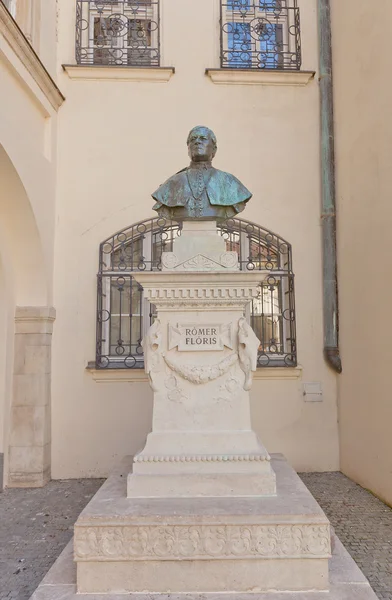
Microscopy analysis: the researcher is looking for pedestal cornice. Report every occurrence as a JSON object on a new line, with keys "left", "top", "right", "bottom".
{"left": 133, "top": 271, "right": 274, "bottom": 310}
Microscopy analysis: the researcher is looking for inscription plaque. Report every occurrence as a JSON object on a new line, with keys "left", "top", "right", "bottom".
{"left": 168, "top": 323, "right": 234, "bottom": 352}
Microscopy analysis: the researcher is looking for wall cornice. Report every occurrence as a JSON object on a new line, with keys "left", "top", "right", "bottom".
{"left": 0, "top": 2, "right": 64, "bottom": 111}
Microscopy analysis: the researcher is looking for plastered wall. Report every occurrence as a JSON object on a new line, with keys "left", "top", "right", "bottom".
{"left": 332, "top": 0, "right": 392, "bottom": 505}
{"left": 0, "top": 2, "right": 59, "bottom": 485}
{"left": 52, "top": 0, "right": 339, "bottom": 478}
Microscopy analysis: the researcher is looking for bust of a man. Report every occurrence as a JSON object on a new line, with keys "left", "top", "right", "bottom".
{"left": 152, "top": 126, "right": 252, "bottom": 221}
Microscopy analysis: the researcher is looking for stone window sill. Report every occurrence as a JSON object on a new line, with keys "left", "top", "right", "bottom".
{"left": 87, "top": 366, "right": 303, "bottom": 383}
{"left": 205, "top": 68, "right": 315, "bottom": 86}
{"left": 62, "top": 64, "right": 175, "bottom": 83}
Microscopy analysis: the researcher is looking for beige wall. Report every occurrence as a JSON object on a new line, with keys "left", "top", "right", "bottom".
{"left": 0, "top": 2, "right": 60, "bottom": 485}
{"left": 332, "top": 0, "right": 392, "bottom": 504}
{"left": 52, "top": 0, "right": 340, "bottom": 479}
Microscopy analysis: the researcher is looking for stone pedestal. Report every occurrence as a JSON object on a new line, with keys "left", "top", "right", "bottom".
{"left": 29, "top": 454, "right": 378, "bottom": 599}
{"left": 37, "top": 222, "right": 376, "bottom": 599}
{"left": 127, "top": 223, "right": 276, "bottom": 498}
{"left": 75, "top": 456, "right": 330, "bottom": 595}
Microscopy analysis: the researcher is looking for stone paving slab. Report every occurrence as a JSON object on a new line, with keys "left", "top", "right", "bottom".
{"left": 0, "top": 472, "right": 390, "bottom": 600}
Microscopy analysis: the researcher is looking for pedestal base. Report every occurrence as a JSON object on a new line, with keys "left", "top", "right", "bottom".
{"left": 127, "top": 430, "right": 276, "bottom": 498}
{"left": 29, "top": 534, "right": 379, "bottom": 599}
{"left": 73, "top": 455, "right": 333, "bottom": 594}
{"left": 127, "top": 471, "right": 277, "bottom": 498}
{"left": 29, "top": 455, "right": 378, "bottom": 599}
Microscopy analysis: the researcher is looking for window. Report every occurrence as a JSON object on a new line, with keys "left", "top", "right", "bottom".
{"left": 220, "top": 0, "right": 301, "bottom": 70}
{"left": 76, "top": 0, "right": 160, "bottom": 67}
{"left": 96, "top": 217, "right": 297, "bottom": 369}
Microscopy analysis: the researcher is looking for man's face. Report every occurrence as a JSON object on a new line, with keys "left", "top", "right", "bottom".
{"left": 188, "top": 129, "right": 215, "bottom": 162}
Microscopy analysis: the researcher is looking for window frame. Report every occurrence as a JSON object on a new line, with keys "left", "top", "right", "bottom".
{"left": 76, "top": 0, "right": 160, "bottom": 67}
{"left": 220, "top": 0, "right": 301, "bottom": 70}
{"left": 96, "top": 217, "right": 297, "bottom": 370}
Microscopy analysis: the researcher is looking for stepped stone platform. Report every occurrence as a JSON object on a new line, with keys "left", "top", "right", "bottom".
{"left": 29, "top": 455, "right": 378, "bottom": 599}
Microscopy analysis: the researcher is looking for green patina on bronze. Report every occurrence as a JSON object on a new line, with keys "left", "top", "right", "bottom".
{"left": 152, "top": 126, "right": 252, "bottom": 222}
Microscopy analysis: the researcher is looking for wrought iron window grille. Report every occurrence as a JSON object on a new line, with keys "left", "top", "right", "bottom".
{"left": 220, "top": 0, "right": 301, "bottom": 70}
{"left": 96, "top": 217, "right": 297, "bottom": 370}
{"left": 76, "top": 0, "right": 160, "bottom": 67}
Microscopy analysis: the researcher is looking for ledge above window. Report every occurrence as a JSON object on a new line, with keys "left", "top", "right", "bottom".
{"left": 87, "top": 365, "right": 303, "bottom": 384}
{"left": 205, "top": 69, "right": 315, "bottom": 87}
{"left": 62, "top": 65, "right": 175, "bottom": 83}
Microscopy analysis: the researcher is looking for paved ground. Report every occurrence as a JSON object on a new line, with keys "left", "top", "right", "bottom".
{"left": 0, "top": 472, "right": 391, "bottom": 600}
{"left": 301, "top": 472, "right": 392, "bottom": 600}
{"left": 0, "top": 479, "right": 104, "bottom": 600}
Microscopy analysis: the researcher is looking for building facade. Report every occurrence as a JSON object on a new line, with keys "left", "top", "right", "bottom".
{"left": 0, "top": 0, "right": 390, "bottom": 505}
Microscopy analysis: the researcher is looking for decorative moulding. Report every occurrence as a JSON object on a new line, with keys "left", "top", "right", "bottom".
{"left": 74, "top": 522, "right": 331, "bottom": 561}
{"left": 206, "top": 68, "right": 315, "bottom": 86}
{"left": 62, "top": 64, "right": 175, "bottom": 83}
{"left": 87, "top": 365, "right": 302, "bottom": 383}
{"left": 134, "top": 453, "right": 270, "bottom": 463}
{"left": 0, "top": 3, "right": 65, "bottom": 111}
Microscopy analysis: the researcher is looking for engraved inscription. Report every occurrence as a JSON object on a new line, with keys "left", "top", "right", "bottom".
{"left": 184, "top": 325, "right": 219, "bottom": 350}
{"left": 169, "top": 323, "right": 233, "bottom": 352}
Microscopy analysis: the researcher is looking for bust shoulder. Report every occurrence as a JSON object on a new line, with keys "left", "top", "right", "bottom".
{"left": 152, "top": 168, "right": 190, "bottom": 208}
{"left": 207, "top": 168, "right": 252, "bottom": 207}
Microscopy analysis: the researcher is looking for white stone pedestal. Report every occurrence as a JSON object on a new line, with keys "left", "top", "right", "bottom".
{"left": 29, "top": 455, "right": 378, "bottom": 599}
{"left": 29, "top": 223, "right": 379, "bottom": 599}
{"left": 127, "top": 223, "right": 276, "bottom": 498}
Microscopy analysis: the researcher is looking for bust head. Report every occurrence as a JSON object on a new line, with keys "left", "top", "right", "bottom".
{"left": 187, "top": 126, "right": 217, "bottom": 163}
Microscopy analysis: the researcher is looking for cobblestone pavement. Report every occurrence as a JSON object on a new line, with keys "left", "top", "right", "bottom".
{"left": 300, "top": 472, "right": 392, "bottom": 600}
{"left": 0, "top": 479, "right": 103, "bottom": 600}
{"left": 0, "top": 473, "right": 391, "bottom": 600}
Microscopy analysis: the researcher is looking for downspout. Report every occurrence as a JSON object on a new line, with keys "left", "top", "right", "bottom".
{"left": 318, "top": 0, "right": 342, "bottom": 373}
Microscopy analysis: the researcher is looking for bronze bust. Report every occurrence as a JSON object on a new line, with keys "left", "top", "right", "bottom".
{"left": 152, "top": 126, "right": 252, "bottom": 221}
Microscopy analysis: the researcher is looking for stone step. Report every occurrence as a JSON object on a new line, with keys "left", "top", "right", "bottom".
{"left": 29, "top": 534, "right": 378, "bottom": 599}
{"left": 73, "top": 455, "right": 331, "bottom": 593}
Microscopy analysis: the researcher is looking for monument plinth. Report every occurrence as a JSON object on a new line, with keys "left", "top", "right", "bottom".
{"left": 127, "top": 223, "right": 276, "bottom": 498}
{"left": 33, "top": 126, "right": 377, "bottom": 600}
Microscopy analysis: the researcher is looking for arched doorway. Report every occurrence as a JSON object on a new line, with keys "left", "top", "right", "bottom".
{"left": 0, "top": 145, "right": 54, "bottom": 488}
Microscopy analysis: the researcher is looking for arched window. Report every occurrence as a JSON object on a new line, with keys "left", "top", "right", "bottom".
{"left": 96, "top": 217, "right": 296, "bottom": 369}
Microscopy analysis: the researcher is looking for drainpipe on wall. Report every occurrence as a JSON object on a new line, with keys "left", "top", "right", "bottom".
{"left": 318, "top": 0, "right": 342, "bottom": 374}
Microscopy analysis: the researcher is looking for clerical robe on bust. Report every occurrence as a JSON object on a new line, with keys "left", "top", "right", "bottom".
{"left": 152, "top": 126, "right": 252, "bottom": 222}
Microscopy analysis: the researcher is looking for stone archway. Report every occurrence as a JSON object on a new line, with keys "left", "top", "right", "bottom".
{"left": 0, "top": 145, "right": 54, "bottom": 488}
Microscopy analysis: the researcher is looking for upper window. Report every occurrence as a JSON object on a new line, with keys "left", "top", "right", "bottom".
{"left": 220, "top": 0, "right": 301, "bottom": 70}
{"left": 76, "top": 0, "right": 160, "bottom": 67}
{"left": 96, "top": 217, "right": 297, "bottom": 370}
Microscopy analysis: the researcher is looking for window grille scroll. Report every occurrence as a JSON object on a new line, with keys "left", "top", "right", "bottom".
{"left": 96, "top": 217, "right": 297, "bottom": 370}
{"left": 76, "top": 0, "right": 160, "bottom": 67}
{"left": 220, "top": 0, "right": 301, "bottom": 70}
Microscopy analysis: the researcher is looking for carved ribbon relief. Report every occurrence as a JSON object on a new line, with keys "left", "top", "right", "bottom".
{"left": 141, "top": 319, "right": 162, "bottom": 392}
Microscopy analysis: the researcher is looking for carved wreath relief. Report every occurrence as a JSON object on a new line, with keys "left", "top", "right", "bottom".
{"left": 142, "top": 316, "right": 260, "bottom": 392}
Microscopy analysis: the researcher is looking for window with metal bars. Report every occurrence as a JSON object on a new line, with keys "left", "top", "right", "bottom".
{"left": 76, "top": 0, "right": 160, "bottom": 66}
{"left": 220, "top": 0, "right": 301, "bottom": 70}
{"left": 96, "top": 217, "right": 297, "bottom": 369}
